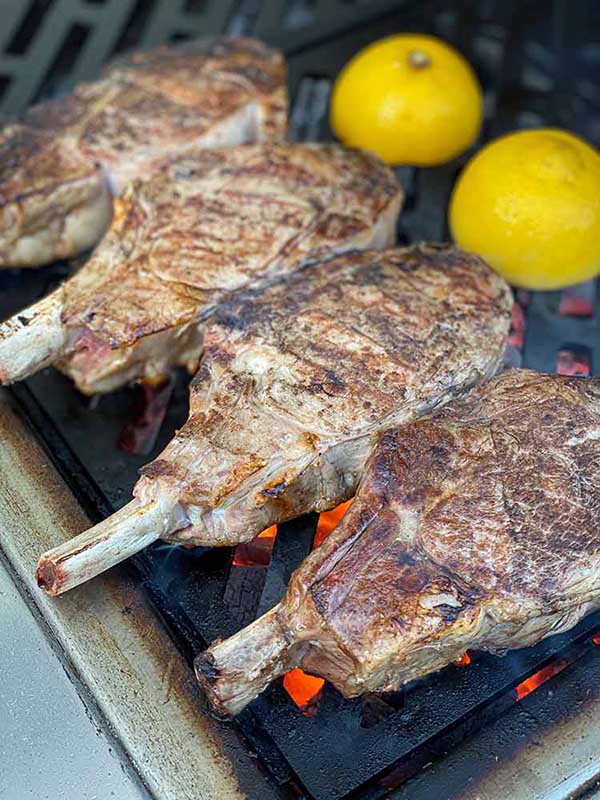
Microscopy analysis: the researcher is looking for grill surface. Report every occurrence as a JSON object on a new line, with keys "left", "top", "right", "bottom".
{"left": 1, "top": 2, "right": 600, "bottom": 799}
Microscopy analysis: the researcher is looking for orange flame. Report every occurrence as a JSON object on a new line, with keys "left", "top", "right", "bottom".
{"left": 453, "top": 652, "right": 471, "bottom": 666}
{"left": 283, "top": 668, "right": 325, "bottom": 713}
{"left": 282, "top": 500, "right": 352, "bottom": 711}
{"left": 231, "top": 525, "right": 277, "bottom": 566}
{"left": 508, "top": 302, "right": 526, "bottom": 348}
{"left": 313, "top": 499, "right": 353, "bottom": 549}
{"left": 556, "top": 349, "right": 590, "bottom": 376}
{"left": 515, "top": 659, "right": 567, "bottom": 701}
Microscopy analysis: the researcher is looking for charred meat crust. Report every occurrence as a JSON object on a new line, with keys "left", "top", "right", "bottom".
{"left": 0, "top": 126, "right": 97, "bottom": 205}
{"left": 21, "top": 36, "right": 285, "bottom": 153}
{"left": 104, "top": 36, "right": 285, "bottom": 96}
{"left": 35, "top": 243, "right": 510, "bottom": 602}
{"left": 0, "top": 141, "right": 400, "bottom": 391}
{"left": 135, "top": 243, "right": 511, "bottom": 546}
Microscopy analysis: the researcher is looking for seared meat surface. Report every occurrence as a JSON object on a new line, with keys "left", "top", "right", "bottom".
{"left": 195, "top": 370, "right": 600, "bottom": 716}
{"left": 0, "top": 143, "right": 402, "bottom": 393}
{"left": 36, "top": 245, "right": 511, "bottom": 595}
{"left": 0, "top": 37, "right": 286, "bottom": 268}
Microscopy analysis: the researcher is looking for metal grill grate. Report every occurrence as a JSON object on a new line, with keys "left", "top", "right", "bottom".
{"left": 0, "top": 0, "right": 405, "bottom": 116}
{"left": 1, "top": 1, "right": 600, "bottom": 799}
{"left": 0, "top": 0, "right": 238, "bottom": 114}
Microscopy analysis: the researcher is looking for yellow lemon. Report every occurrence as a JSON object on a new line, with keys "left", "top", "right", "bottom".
{"left": 330, "top": 34, "right": 482, "bottom": 166}
{"left": 449, "top": 129, "right": 600, "bottom": 290}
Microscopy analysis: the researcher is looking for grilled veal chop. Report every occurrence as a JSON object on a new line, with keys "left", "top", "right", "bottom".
{"left": 36, "top": 245, "right": 512, "bottom": 596}
{"left": 0, "top": 36, "right": 286, "bottom": 268}
{"left": 195, "top": 369, "right": 600, "bottom": 715}
{"left": 0, "top": 143, "right": 402, "bottom": 393}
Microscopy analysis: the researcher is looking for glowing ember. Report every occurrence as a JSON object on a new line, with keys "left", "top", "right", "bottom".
{"left": 559, "top": 284, "right": 594, "bottom": 317}
{"left": 507, "top": 302, "right": 526, "bottom": 349}
{"left": 515, "top": 659, "right": 568, "bottom": 701}
{"left": 313, "top": 499, "right": 353, "bottom": 548}
{"left": 453, "top": 652, "right": 471, "bottom": 666}
{"left": 592, "top": 633, "right": 600, "bottom": 645}
{"left": 119, "top": 377, "right": 174, "bottom": 455}
{"left": 283, "top": 668, "right": 325, "bottom": 714}
{"left": 282, "top": 500, "right": 353, "bottom": 712}
{"left": 559, "top": 296, "right": 594, "bottom": 317}
{"left": 556, "top": 348, "right": 590, "bottom": 376}
{"left": 231, "top": 525, "right": 277, "bottom": 567}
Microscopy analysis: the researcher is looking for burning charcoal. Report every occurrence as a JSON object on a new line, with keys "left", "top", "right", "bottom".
{"left": 515, "top": 659, "right": 568, "bottom": 701}
{"left": 283, "top": 668, "right": 324, "bottom": 716}
{"left": 556, "top": 347, "right": 591, "bottom": 376}
{"left": 119, "top": 377, "right": 175, "bottom": 456}
{"left": 559, "top": 281, "right": 595, "bottom": 317}
{"left": 507, "top": 302, "right": 526, "bottom": 350}
{"left": 232, "top": 527, "right": 277, "bottom": 568}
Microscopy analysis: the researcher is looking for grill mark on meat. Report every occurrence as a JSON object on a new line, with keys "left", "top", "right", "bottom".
{"left": 63, "top": 144, "right": 398, "bottom": 335}
{"left": 414, "top": 377, "right": 600, "bottom": 597}
{"left": 141, "top": 243, "right": 511, "bottom": 527}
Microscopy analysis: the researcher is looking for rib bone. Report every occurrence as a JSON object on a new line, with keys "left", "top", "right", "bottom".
{"left": 0, "top": 290, "right": 65, "bottom": 383}
{"left": 36, "top": 495, "right": 187, "bottom": 596}
{"left": 196, "top": 606, "right": 295, "bottom": 716}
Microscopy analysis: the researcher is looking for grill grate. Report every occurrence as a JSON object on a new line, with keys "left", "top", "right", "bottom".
{"left": 1, "top": 1, "right": 600, "bottom": 799}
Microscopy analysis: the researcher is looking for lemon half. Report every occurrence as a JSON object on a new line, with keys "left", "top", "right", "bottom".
{"left": 330, "top": 34, "right": 483, "bottom": 166}
{"left": 449, "top": 128, "right": 600, "bottom": 290}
